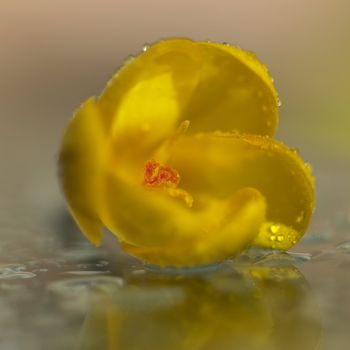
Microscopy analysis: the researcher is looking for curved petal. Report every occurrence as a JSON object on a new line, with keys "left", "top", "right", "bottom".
{"left": 98, "top": 38, "right": 278, "bottom": 154}
{"left": 166, "top": 132, "right": 315, "bottom": 250}
{"left": 182, "top": 41, "right": 278, "bottom": 135}
{"left": 59, "top": 98, "right": 106, "bottom": 245}
{"left": 99, "top": 150, "right": 266, "bottom": 250}
{"left": 121, "top": 188, "right": 266, "bottom": 266}
{"left": 99, "top": 170, "right": 199, "bottom": 246}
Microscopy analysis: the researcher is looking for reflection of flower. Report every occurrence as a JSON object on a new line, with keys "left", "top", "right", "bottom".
{"left": 78, "top": 265, "right": 322, "bottom": 350}
{"left": 59, "top": 38, "right": 314, "bottom": 266}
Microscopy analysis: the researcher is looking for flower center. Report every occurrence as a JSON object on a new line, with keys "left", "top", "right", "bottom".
{"left": 144, "top": 159, "right": 193, "bottom": 208}
{"left": 144, "top": 159, "right": 180, "bottom": 187}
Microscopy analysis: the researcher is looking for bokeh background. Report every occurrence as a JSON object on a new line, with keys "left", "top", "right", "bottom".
{"left": 0, "top": 1, "right": 350, "bottom": 349}
{"left": 1, "top": 0, "right": 349, "bottom": 224}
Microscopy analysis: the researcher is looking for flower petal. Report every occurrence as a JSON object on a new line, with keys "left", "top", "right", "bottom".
{"left": 121, "top": 187, "right": 266, "bottom": 266}
{"left": 98, "top": 38, "right": 278, "bottom": 153}
{"left": 182, "top": 41, "right": 278, "bottom": 135}
{"left": 166, "top": 132, "right": 315, "bottom": 250}
{"left": 59, "top": 98, "right": 106, "bottom": 245}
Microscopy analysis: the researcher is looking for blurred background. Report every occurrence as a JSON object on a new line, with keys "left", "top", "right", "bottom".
{"left": 0, "top": 1, "right": 350, "bottom": 349}
{"left": 1, "top": 0, "right": 349, "bottom": 223}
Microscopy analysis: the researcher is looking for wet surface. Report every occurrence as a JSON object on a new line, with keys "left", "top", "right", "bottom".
{"left": 0, "top": 190, "right": 350, "bottom": 350}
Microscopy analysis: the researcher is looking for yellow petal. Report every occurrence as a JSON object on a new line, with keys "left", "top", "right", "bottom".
{"left": 98, "top": 38, "right": 278, "bottom": 157}
{"left": 121, "top": 187, "right": 266, "bottom": 266}
{"left": 99, "top": 169, "right": 199, "bottom": 246}
{"left": 166, "top": 132, "right": 314, "bottom": 250}
{"left": 182, "top": 41, "right": 278, "bottom": 135}
{"left": 59, "top": 98, "right": 106, "bottom": 245}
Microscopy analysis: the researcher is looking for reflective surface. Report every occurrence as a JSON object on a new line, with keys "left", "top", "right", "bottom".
{"left": 1, "top": 205, "right": 350, "bottom": 349}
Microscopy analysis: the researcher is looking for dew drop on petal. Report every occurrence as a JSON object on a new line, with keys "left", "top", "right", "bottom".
{"left": 269, "top": 224, "right": 280, "bottom": 234}
{"left": 296, "top": 211, "right": 305, "bottom": 223}
{"left": 277, "top": 235, "right": 285, "bottom": 242}
{"left": 290, "top": 148, "right": 300, "bottom": 155}
{"left": 142, "top": 44, "right": 150, "bottom": 52}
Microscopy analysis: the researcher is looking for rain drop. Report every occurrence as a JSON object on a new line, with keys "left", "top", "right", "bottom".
{"left": 305, "top": 163, "right": 312, "bottom": 173}
{"left": 277, "top": 235, "right": 284, "bottom": 242}
{"left": 269, "top": 224, "right": 280, "bottom": 234}
{"left": 246, "top": 51, "right": 257, "bottom": 60}
{"left": 142, "top": 44, "right": 150, "bottom": 52}
{"left": 336, "top": 241, "right": 350, "bottom": 251}
{"left": 296, "top": 211, "right": 305, "bottom": 223}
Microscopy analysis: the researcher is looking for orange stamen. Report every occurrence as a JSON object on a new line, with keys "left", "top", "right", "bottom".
{"left": 144, "top": 159, "right": 180, "bottom": 187}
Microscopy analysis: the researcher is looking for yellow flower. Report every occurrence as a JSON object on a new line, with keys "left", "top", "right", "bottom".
{"left": 59, "top": 38, "right": 315, "bottom": 267}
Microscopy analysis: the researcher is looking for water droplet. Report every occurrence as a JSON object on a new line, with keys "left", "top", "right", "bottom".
{"left": 49, "top": 276, "right": 124, "bottom": 298}
{"left": 277, "top": 235, "right": 284, "bottom": 242}
{"left": 269, "top": 235, "right": 276, "bottom": 241}
{"left": 33, "top": 268, "right": 48, "bottom": 273}
{"left": 96, "top": 260, "right": 109, "bottom": 267}
{"left": 336, "top": 241, "right": 350, "bottom": 251}
{"left": 254, "top": 251, "right": 312, "bottom": 266}
{"left": 142, "top": 44, "right": 150, "bottom": 52}
{"left": 277, "top": 99, "right": 282, "bottom": 107}
{"left": 0, "top": 264, "right": 26, "bottom": 272}
{"left": 0, "top": 264, "right": 34, "bottom": 279}
{"left": 270, "top": 224, "right": 280, "bottom": 234}
{"left": 296, "top": 211, "right": 305, "bottom": 223}
{"left": 291, "top": 148, "right": 300, "bottom": 155}
{"left": 246, "top": 51, "right": 257, "bottom": 60}
{"left": 125, "top": 54, "right": 134, "bottom": 64}
{"left": 0, "top": 271, "right": 36, "bottom": 280}
{"left": 305, "top": 163, "right": 312, "bottom": 173}
{"left": 288, "top": 252, "right": 312, "bottom": 262}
